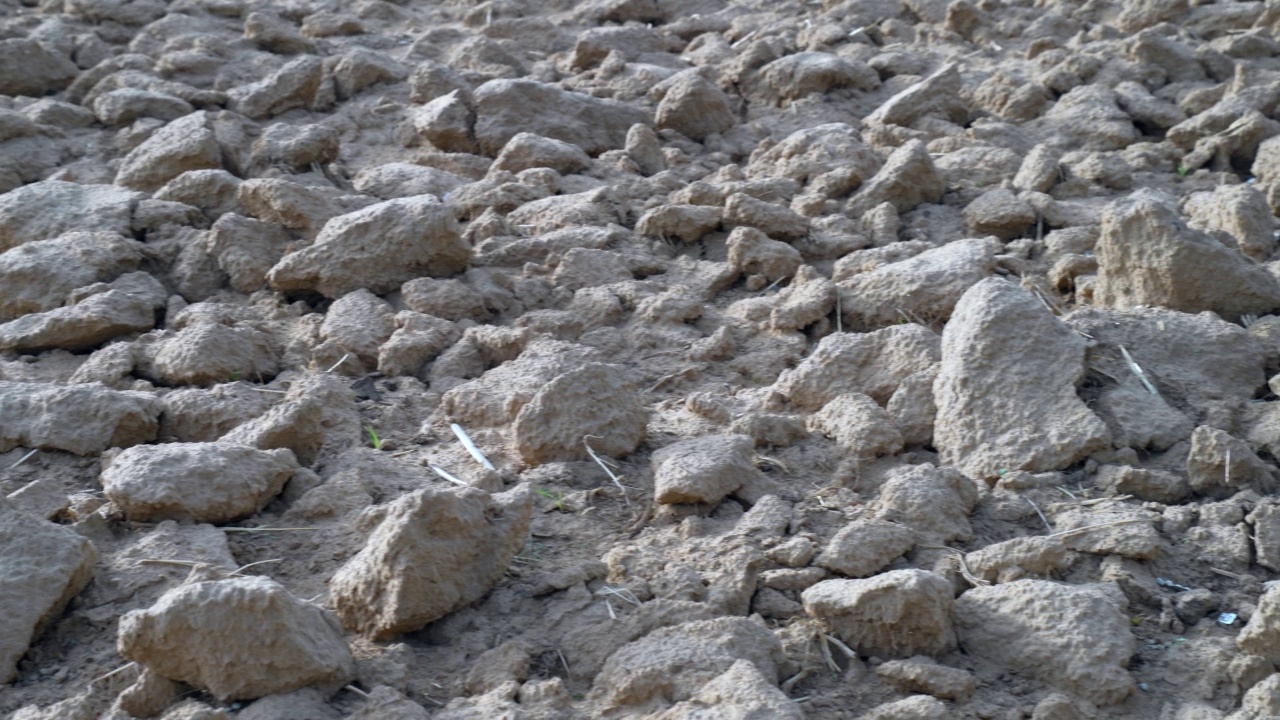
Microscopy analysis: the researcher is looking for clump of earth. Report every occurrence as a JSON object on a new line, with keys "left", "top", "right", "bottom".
{"left": 5, "top": 0, "right": 1280, "bottom": 717}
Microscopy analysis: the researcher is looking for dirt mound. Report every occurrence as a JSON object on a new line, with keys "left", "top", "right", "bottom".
{"left": 4, "top": 0, "right": 1280, "bottom": 718}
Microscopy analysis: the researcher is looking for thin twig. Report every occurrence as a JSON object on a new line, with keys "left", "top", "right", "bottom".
{"left": 781, "top": 669, "right": 809, "bottom": 694}
{"left": 232, "top": 558, "right": 283, "bottom": 576}
{"left": 138, "top": 559, "right": 205, "bottom": 568}
{"left": 1077, "top": 495, "right": 1131, "bottom": 507}
{"left": 584, "top": 436, "right": 632, "bottom": 509}
{"left": 1048, "top": 518, "right": 1148, "bottom": 539}
{"left": 819, "top": 634, "right": 839, "bottom": 673}
{"left": 91, "top": 662, "right": 137, "bottom": 685}
{"left": 596, "top": 585, "right": 641, "bottom": 606}
{"left": 451, "top": 423, "right": 495, "bottom": 471}
{"left": 344, "top": 684, "right": 370, "bottom": 699}
{"left": 5, "top": 478, "right": 42, "bottom": 499}
{"left": 1024, "top": 497, "right": 1052, "bottom": 533}
{"left": 1119, "top": 345, "right": 1160, "bottom": 397}
{"left": 8, "top": 448, "right": 38, "bottom": 469}
{"left": 920, "top": 545, "right": 990, "bottom": 587}
{"left": 325, "top": 353, "right": 352, "bottom": 373}
{"left": 823, "top": 635, "right": 856, "bottom": 659}
{"left": 222, "top": 527, "right": 318, "bottom": 533}
{"left": 252, "top": 388, "right": 288, "bottom": 394}
{"left": 430, "top": 465, "right": 470, "bottom": 487}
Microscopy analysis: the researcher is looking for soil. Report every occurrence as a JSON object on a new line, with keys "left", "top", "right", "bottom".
{"left": 3, "top": 0, "right": 1280, "bottom": 718}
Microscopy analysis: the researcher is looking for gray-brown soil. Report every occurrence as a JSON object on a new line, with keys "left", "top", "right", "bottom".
{"left": 4, "top": 0, "right": 1280, "bottom": 718}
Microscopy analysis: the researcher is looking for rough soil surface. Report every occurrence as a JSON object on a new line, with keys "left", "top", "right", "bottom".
{"left": 7, "top": 0, "right": 1280, "bottom": 718}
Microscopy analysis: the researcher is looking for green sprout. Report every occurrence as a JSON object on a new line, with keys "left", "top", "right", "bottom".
{"left": 364, "top": 425, "right": 382, "bottom": 450}
{"left": 1176, "top": 165, "right": 1188, "bottom": 178}
{"left": 535, "top": 487, "right": 566, "bottom": 512}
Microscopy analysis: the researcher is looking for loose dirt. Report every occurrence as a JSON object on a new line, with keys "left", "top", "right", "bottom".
{"left": 3, "top": 0, "right": 1280, "bottom": 718}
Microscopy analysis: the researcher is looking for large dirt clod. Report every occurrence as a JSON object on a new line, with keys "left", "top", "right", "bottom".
{"left": 329, "top": 484, "right": 532, "bottom": 639}
{"left": 118, "top": 576, "right": 354, "bottom": 702}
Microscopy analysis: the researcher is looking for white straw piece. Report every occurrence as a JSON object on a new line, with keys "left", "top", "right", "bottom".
{"left": 325, "top": 353, "right": 352, "bottom": 373}
{"left": 8, "top": 448, "right": 38, "bottom": 469}
{"left": 451, "top": 423, "right": 496, "bottom": 471}
{"left": 430, "top": 465, "right": 470, "bottom": 487}
{"left": 1119, "top": 345, "right": 1160, "bottom": 397}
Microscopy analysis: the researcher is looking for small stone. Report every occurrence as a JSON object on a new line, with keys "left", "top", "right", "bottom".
{"left": 92, "top": 88, "right": 193, "bottom": 128}
{"left": 268, "top": 196, "right": 470, "bottom": 298}
{"left": 774, "top": 324, "right": 941, "bottom": 410}
{"left": 934, "top": 278, "right": 1110, "bottom": 479}
{"left": 870, "top": 463, "right": 978, "bottom": 544}
{"left": 115, "top": 111, "right": 222, "bottom": 192}
{"left": 838, "top": 237, "right": 999, "bottom": 331}
{"left": 954, "top": 580, "right": 1135, "bottom": 705}
{"left": 0, "top": 181, "right": 144, "bottom": 253}
{"left": 227, "top": 56, "right": 324, "bottom": 120}
{"left": 330, "top": 484, "right": 532, "bottom": 639}
{"left": 807, "top": 393, "right": 903, "bottom": 458}
{"left": 473, "top": 78, "right": 650, "bottom": 156}
{"left": 0, "top": 39, "right": 78, "bottom": 97}
{"left": 250, "top": 123, "right": 340, "bottom": 172}
{"left": 118, "top": 576, "right": 354, "bottom": 702}
{"left": 651, "top": 433, "right": 761, "bottom": 505}
{"left": 590, "top": 616, "right": 785, "bottom": 711}
{"left": 758, "top": 52, "right": 879, "bottom": 103}
{"left": 0, "top": 271, "right": 167, "bottom": 352}
{"left": 876, "top": 657, "right": 977, "bottom": 702}
{"left": 635, "top": 204, "right": 722, "bottom": 243}
{"left": 1238, "top": 580, "right": 1280, "bottom": 662}
{"left": 410, "top": 90, "right": 476, "bottom": 154}
{"left": 964, "top": 189, "right": 1036, "bottom": 240}
{"left": 0, "top": 502, "right": 97, "bottom": 683}
{"left": 653, "top": 659, "right": 801, "bottom": 719}
{"left": 513, "top": 363, "right": 648, "bottom": 464}
{"left": 655, "top": 74, "right": 735, "bottom": 141}
{"left": 147, "top": 322, "right": 279, "bottom": 387}
{"left": 1174, "top": 588, "right": 1219, "bottom": 626}
{"left": 815, "top": 519, "right": 916, "bottom": 578}
{"left": 102, "top": 443, "right": 297, "bottom": 524}
{"left": 1095, "top": 189, "right": 1280, "bottom": 320}
{"left": 865, "top": 63, "right": 966, "bottom": 128}
{"left": 803, "top": 570, "right": 956, "bottom": 659}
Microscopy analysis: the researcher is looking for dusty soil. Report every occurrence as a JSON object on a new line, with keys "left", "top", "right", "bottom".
{"left": 5, "top": 0, "right": 1280, "bottom": 717}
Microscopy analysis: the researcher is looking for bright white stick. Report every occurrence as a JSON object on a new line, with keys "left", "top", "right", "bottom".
{"left": 451, "top": 423, "right": 495, "bottom": 471}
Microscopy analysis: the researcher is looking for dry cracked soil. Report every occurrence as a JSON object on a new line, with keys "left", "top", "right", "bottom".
{"left": 9, "top": 0, "right": 1280, "bottom": 718}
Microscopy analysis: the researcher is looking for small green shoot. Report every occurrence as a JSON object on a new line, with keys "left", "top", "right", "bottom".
{"left": 1176, "top": 165, "right": 1188, "bottom": 178}
{"left": 364, "top": 425, "right": 382, "bottom": 450}
{"left": 535, "top": 487, "right": 566, "bottom": 512}
{"left": 229, "top": 371, "right": 242, "bottom": 381}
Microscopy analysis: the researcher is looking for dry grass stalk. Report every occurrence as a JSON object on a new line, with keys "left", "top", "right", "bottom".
{"left": 451, "top": 423, "right": 495, "bottom": 471}
{"left": 584, "top": 435, "right": 632, "bottom": 509}
{"left": 429, "top": 464, "right": 470, "bottom": 487}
